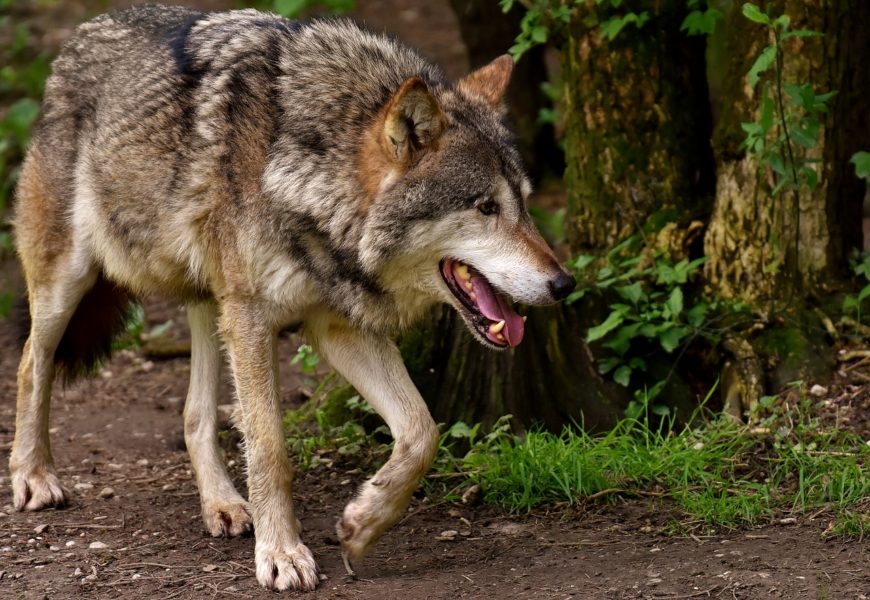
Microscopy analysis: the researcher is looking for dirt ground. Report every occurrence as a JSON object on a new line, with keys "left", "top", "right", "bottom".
{"left": 2, "top": 0, "right": 870, "bottom": 598}
{"left": 0, "top": 283, "right": 869, "bottom": 600}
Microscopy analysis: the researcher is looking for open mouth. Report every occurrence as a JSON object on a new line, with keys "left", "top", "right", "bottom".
{"left": 439, "top": 258, "right": 525, "bottom": 348}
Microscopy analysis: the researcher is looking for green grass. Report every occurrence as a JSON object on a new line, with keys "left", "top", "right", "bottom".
{"left": 456, "top": 400, "right": 870, "bottom": 536}
{"left": 284, "top": 375, "right": 870, "bottom": 538}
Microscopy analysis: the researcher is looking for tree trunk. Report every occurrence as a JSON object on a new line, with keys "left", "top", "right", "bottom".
{"left": 448, "top": 0, "right": 563, "bottom": 180}
{"left": 562, "top": 0, "right": 715, "bottom": 251}
{"left": 404, "top": 1, "right": 715, "bottom": 431}
{"left": 704, "top": 0, "right": 870, "bottom": 303}
{"left": 703, "top": 1, "right": 869, "bottom": 415}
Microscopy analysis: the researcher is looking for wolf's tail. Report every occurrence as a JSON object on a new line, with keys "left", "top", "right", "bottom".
{"left": 18, "top": 274, "right": 136, "bottom": 383}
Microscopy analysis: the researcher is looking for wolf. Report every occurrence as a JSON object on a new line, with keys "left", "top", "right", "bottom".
{"left": 9, "top": 4, "right": 575, "bottom": 591}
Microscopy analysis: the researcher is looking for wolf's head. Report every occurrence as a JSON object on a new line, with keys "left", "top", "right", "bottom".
{"left": 358, "top": 56, "right": 575, "bottom": 349}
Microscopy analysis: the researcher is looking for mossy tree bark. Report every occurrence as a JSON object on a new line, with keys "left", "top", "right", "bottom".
{"left": 403, "top": 1, "right": 715, "bottom": 431}
{"left": 703, "top": 1, "right": 869, "bottom": 417}
{"left": 563, "top": 0, "right": 715, "bottom": 251}
{"left": 704, "top": 0, "right": 870, "bottom": 303}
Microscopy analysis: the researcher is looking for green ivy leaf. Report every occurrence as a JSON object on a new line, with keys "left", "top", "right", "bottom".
{"left": 680, "top": 9, "right": 722, "bottom": 36}
{"left": 741, "top": 2, "right": 770, "bottom": 25}
{"left": 665, "top": 287, "right": 684, "bottom": 318}
{"left": 659, "top": 326, "right": 686, "bottom": 353}
{"left": 747, "top": 45, "right": 777, "bottom": 88}
{"left": 587, "top": 310, "right": 625, "bottom": 342}
{"left": 851, "top": 152, "right": 870, "bottom": 180}
{"left": 613, "top": 365, "right": 632, "bottom": 387}
{"left": 615, "top": 282, "right": 644, "bottom": 305}
{"left": 530, "top": 25, "right": 548, "bottom": 44}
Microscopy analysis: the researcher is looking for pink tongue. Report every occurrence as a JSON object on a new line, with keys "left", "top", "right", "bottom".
{"left": 469, "top": 272, "right": 525, "bottom": 347}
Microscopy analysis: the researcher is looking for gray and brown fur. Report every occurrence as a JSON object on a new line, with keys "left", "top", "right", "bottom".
{"left": 10, "top": 5, "right": 573, "bottom": 591}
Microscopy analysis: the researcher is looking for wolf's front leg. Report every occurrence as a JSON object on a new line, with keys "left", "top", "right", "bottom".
{"left": 219, "top": 303, "right": 318, "bottom": 591}
{"left": 307, "top": 314, "right": 439, "bottom": 569}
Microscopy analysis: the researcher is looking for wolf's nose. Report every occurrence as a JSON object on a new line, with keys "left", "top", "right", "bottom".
{"left": 548, "top": 271, "right": 576, "bottom": 301}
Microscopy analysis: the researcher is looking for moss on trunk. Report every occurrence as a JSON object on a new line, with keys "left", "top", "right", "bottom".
{"left": 704, "top": 0, "right": 870, "bottom": 303}
{"left": 561, "top": 1, "right": 715, "bottom": 250}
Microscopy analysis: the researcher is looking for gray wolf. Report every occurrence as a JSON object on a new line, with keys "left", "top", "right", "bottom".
{"left": 9, "top": 5, "right": 575, "bottom": 591}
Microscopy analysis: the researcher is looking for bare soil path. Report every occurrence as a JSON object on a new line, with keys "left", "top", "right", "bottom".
{"left": 2, "top": 1, "right": 870, "bottom": 598}
{"left": 0, "top": 271, "right": 867, "bottom": 599}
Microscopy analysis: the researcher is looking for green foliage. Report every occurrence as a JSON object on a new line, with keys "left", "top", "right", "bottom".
{"left": 681, "top": 0, "right": 722, "bottom": 36}
{"left": 268, "top": 0, "right": 354, "bottom": 18}
{"left": 504, "top": 0, "right": 720, "bottom": 60}
{"left": 283, "top": 383, "right": 390, "bottom": 471}
{"left": 528, "top": 206, "right": 566, "bottom": 246}
{"left": 0, "top": 17, "right": 51, "bottom": 216}
{"left": 851, "top": 151, "right": 870, "bottom": 181}
{"left": 460, "top": 394, "right": 870, "bottom": 533}
{"left": 739, "top": 3, "right": 832, "bottom": 276}
{"left": 290, "top": 343, "right": 321, "bottom": 373}
{"left": 112, "top": 305, "right": 173, "bottom": 350}
{"left": 842, "top": 252, "right": 870, "bottom": 323}
{"left": 566, "top": 235, "right": 711, "bottom": 392}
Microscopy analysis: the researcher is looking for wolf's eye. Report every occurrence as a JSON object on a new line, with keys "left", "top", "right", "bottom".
{"left": 477, "top": 199, "right": 500, "bottom": 216}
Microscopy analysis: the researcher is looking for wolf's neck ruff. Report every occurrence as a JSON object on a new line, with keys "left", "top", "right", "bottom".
{"left": 440, "top": 257, "right": 525, "bottom": 347}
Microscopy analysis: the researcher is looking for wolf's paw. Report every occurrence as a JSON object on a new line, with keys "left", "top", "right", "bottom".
{"left": 202, "top": 499, "right": 253, "bottom": 537}
{"left": 255, "top": 542, "right": 318, "bottom": 591}
{"left": 12, "top": 468, "right": 69, "bottom": 511}
{"left": 336, "top": 497, "right": 396, "bottom": 562}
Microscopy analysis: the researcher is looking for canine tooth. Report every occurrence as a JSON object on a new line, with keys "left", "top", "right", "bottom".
{"left": 496, "top": 333, "right": 505, "bottom": 341}
{"left": 455, "top": 264, "right": 471, "bottom": 281}
{"left": 489, "top": 320, "right": 506, "bottom": 334}
{"left": 522, "top": 316, "right": 527, "bottom": 322}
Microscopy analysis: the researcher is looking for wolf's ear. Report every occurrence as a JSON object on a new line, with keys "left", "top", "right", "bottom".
{"left": 382, "top": 77, "right": 444, "bottom": 164}
{"left": 457, "top": 55, "right": 513, "bottom": 108}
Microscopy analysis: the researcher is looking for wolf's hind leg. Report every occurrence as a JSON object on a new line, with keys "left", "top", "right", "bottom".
{"left": 184, "top": 302, "right": 253, "bottom": 537}
{"left": 307, "top": 314, "right": 439, "bottom": 567}
{"left": 10, "top": 263, "right": 98, "bottom": 511}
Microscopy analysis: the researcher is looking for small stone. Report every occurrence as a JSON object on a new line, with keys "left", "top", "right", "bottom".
{"left": 318, "top": 573, "right": 329, "bottom": 582}
{"left": 141, "top": 361, "right": 155, "bottom": 372}
{"left": 202, "top": 564, "right": 218, "bottom": 573}
{"left": 98, "top": 487, "right": 115, "bottom": 499}
{"left": 161, "top": 483, "right": 177, "bottom": 492}
{"left": 74, "top": 568, "right": 83, "bottom": 577}
{"left": 34, "top": 524, "right": 49, "bottom": 535}
{"left": 461, "top": 484, "right": 481, "bottom": 506}
{"left": 88, "top": 541, "right": 108, "bottom": 550}
{"left": 74, "top": 483, "right": 94, "bottom": 491}
{"left": 809, "top": 384, "right": 828, "bottom": 397}
{"left": 436, "top": 530, "right": 458, "bottom": 541}
{"left": 49, "top": 545, "right": 60, "bottom": 552}
{"left": 132, "top": 573, "right": 142, "bottom": 580}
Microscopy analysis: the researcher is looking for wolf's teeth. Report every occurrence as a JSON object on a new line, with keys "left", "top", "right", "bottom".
{"left": 496, "top": 333, "right": 505, "bottom": 341}
{"left": 522, "top": 316, "right": 527, "bottom": 322}
{"left": 469, "top": 292, "right": 477, "bottom": 302}
{"left": 455, "top": 264, "right": 471, "bottom": 281}
{"left": 465, "top": 281, "right": 473, "bottom": 292}
{"left": 489, "top": 320, "right": 506, "bottom": 334}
